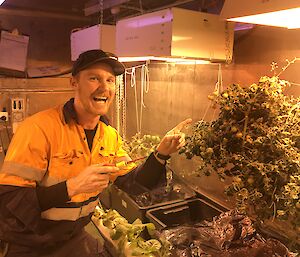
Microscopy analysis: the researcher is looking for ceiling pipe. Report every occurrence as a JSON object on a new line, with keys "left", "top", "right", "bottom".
{"left": 117, "top": 0, "right": 197, "bottom": 21}
{"left": 84, "top": 0, "right": 197, "bottom": 17}
{"left": 0, "top": 7, "right": 91, "bottom": 21}
{"left": 84, "top": 0, "right": 131, "bottom": 16}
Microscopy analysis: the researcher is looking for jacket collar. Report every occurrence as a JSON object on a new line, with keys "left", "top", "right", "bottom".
{"left": 62, "top": 98, "right": 109, "bottom": 126}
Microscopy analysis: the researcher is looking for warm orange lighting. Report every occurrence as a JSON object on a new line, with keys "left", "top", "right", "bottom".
{"left": 228, "top": 7, "right": 300, "bottom": 29}
{"left": 118, "top": 56, "right": 210, "bottom": 64}
{"left": 172, "top": 36, "right": 193, "bottom": 42}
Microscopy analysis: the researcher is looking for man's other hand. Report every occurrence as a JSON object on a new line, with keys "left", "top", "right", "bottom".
{"left": 66, "top": 164, "right": 119, "bottom": 197}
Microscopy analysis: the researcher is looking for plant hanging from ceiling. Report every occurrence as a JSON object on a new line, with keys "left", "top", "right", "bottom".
{"left": 179, "top": 62, "right": 300, "bottom": 234}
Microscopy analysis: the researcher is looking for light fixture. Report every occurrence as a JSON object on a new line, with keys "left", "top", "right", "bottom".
{"left": 0, "top": 0, "right": 6, "bottom": 5}
{"left": 118, "top": 56, "right": 211, "bottom": 64}
{"left": 221, "top": 0, "right": 300, "bottom": 29}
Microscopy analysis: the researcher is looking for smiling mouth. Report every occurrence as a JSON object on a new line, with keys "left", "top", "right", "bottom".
{"left": 93, "top": 96, "right": 108, "bottom": 103}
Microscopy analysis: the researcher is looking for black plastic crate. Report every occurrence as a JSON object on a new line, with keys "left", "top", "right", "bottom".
{"left": 99, "top": 187, "right": 111, "bottom": 209}
{"left": 146, "top": 198, "right": 223, "bottom": 230}
{"left": 110, "top": 174, "right": 196, "bottom": 223}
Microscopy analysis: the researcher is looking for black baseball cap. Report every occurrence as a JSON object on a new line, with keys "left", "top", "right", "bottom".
{"left": 72, "top": 49, "right": 125, "bottom": 76}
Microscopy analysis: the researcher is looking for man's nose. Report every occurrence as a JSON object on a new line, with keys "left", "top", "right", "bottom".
{"left": 98, "top": 80, "right": 110, "bottom": 90}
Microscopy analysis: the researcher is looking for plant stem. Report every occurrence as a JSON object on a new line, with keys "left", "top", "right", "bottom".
{"left": 242, "top": 107, "right": 251, "bottom": 145}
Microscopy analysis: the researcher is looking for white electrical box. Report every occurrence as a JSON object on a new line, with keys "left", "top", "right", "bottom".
{"left": 116, "top": 8, "right": 235, "bottom": 62}
{"left": 0, "top": 112, "right": 8, "bottom": 122}
{"left": 71, "top": 24, "right": 116, "bottom": 61}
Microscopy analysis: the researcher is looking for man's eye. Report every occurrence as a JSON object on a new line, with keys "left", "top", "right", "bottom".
{"left": 108, "top": 79, "right": 115, "bottom": 83}
{"left": 90, "top": 77, "right": 98, "bottom": 81}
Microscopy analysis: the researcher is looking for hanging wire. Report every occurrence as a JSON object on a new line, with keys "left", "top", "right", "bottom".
{"left": 144, "top": 61, "right": 150, "bottom": 93}
{"left": 211, "top": 64, "right": 223, "bottom": 119}
{"left": 118, "top": 75, "right": 126, "bottom": 139}
{"left": 127, "top": 67, "right": 140, "bottom": 134}
{"left": 140, "top": 65, "right": 146, "bottom": 108}
{"left": 125, "top": 64, "right": 150, "bottom": 135}
{"left": 139, "top": 0, "right": 144, "bottom": 14}
{"left": 121, "top": 76, "right": 127, "bottom": 139}
{"left": 224, "top": 22, "right": 233, "bottom": 64}
{"left": 201, "top": 64, "right": 223, "bottom": 121}
{"left": 217, "top": 63, "right": 223, "bottom": 92}
{"left": 139, "top": 66, "right": 146, "bottom": 133}
{"left": 115, "top": 76, "right": 121, "bottom": 133}
{"left": 115, "top": 75, "right": 127, "bottom": 139}
{"left": 201, "top": 99, "right": 211, "bottom": 121}
{"left": 98, "top": 0, "right": 104, "bottom": 25}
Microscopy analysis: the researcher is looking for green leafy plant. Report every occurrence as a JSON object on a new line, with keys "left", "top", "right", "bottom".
{"left": 123, "top": 133, "right": 161, "bottom": 162}
{"left": 179, "top": 76, "right": 300, "bottom": 236}
{"left": 123, "top": 133, "right": 174, "bottom": 192}
{"left": 94, "top": 206, "right": 171, "bottom": 256}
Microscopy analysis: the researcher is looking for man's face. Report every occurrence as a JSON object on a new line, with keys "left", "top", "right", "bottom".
{"left": 72, "top": 62, "right": 116, "bottom": 118}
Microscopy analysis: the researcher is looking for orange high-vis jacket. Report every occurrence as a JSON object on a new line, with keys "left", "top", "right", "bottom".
{"left": 0, "top": 101, "right": 136, "bottom": 221}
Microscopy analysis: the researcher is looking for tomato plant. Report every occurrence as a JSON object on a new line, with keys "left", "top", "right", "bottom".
{"left": 180, "top": 76, "right": 300, "bottom": 233}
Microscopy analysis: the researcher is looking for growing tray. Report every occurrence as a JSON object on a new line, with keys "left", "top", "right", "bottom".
{"left": 145, "top": 198, "right": 223, "bottom": 230}
{"left": 110, "top": 173, "right": 196, "bottom": 223}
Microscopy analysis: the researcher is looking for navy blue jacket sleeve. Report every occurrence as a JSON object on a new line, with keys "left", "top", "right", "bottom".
{"left": 115, "top": 152, "right": 166, "bottom": 189}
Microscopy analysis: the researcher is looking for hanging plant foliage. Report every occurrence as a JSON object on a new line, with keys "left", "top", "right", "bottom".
{"left": 179, "top": 76, "right": 300, "bottom": 232}
{"left": 123, "top": 133, "right": 161, "bottom": 163}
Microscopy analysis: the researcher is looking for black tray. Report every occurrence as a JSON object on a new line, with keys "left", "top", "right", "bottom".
{"left": 146, "top": 198, "right": 223, "bottom": 230}
{"left": 99, "top": 187, "right": 111, "bottom": 209}
{"left": 110, "top": 173, "right": 196, "bottom": 223}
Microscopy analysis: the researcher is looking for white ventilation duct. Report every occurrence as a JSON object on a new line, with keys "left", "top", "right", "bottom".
{"left": 116, "top": 8, "right": 234, "bottom": 63}
{"left": 70, "top": 24, "right": 116, "bottom": 61}
{"left": 221, "top": 0, "right": 300, "bottom": 29}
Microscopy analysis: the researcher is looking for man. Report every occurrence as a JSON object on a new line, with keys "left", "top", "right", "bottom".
{"left": 0, "top": 49, "right": 191, "bottom": 257}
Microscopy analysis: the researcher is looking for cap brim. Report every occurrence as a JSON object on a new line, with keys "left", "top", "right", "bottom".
{"left": 78, "top": 57, "right": 125, "bottom": 76}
